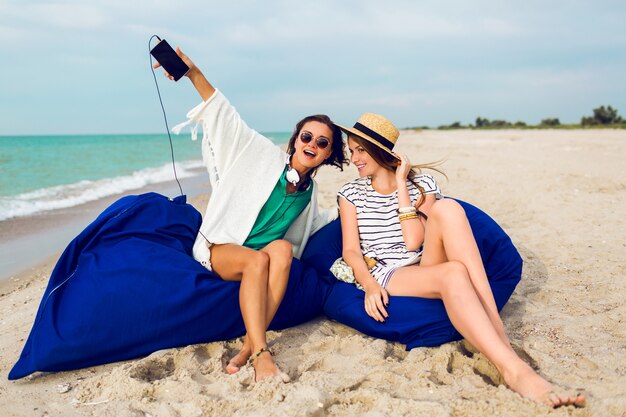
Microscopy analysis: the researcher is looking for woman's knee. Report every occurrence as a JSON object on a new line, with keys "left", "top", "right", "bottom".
{"left": 440, "top": 260, "right": 471, "bottom": 292}
{"left": 243, "top": 250, "right": 270, "bottom": 276}
{"left": 269, "top": 239, "right": 293, "bottom": 258}
{"left": 264, "top": 240, "right": 293, "bottom": 268}
{"left": 429, "top": 198, "right": 465, "bottom": 222}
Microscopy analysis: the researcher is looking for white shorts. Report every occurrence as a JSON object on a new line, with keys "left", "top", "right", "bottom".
{"left": 370, "top": 253, "right": 422, "bottom": 289}
{"left": 194, "top": 240, "right": 214, "bottom": 271}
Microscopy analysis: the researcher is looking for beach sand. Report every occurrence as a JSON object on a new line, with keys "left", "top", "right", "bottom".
{"left": 1, "top": 129, "right": 624, "bottom": 416}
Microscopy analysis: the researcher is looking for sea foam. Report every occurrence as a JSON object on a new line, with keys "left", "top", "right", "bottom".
{"left": 0, "top": 160, "right": 203, "bottom": 221}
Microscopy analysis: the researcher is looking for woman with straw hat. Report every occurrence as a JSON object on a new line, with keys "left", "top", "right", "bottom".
{"left": 154, "top": 46, "right": 346, "bottom": 382}
{"left": 333, "top": 113, "right": 586, "bottom": 408}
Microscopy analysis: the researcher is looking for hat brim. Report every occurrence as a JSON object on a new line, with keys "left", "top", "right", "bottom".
{"left": 335, "top": 123, "right": 400, "bottom": 160}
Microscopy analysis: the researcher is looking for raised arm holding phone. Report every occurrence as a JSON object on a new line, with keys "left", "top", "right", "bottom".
{"left": 153, "top": 46, "right": 347, "bottom": 382}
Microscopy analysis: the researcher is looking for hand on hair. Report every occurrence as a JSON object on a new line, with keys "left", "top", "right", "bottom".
{"left": 394, "top": 152, "right": 412, "bottom": 184}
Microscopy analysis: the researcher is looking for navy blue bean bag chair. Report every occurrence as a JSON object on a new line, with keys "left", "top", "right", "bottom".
{"left": 9, "top": 193, "right": 330, "bottom": 380}
{"left": 301, "top": 199, "right": 523, "bottom": 350}
{"left": 9, "top": 194, "right": 521, "bottom": 380}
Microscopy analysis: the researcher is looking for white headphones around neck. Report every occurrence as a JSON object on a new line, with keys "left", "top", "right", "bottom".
{"left": 286, "top": 165, "right": 300, "bottom": 186}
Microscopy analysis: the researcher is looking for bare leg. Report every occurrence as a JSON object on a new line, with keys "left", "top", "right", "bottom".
{"left": 210, "top": 243, "right": 282, "bottom": 381}
{"left": 419, "top": 199, "right": 510, "bottom": 347}
{"left": 387, "top": 262, "right": 585, "bottom": 407}
{"left": 225, "top": 240, "right": 292, "bottom": 374}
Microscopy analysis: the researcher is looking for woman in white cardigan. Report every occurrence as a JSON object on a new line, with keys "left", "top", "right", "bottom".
{"left": 155, "top": 47, "right": 346, "bottom": 382}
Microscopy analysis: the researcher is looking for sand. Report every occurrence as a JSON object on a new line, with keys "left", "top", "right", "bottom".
{"left": 1, "top": 129, "right": 625, "bottom": 416}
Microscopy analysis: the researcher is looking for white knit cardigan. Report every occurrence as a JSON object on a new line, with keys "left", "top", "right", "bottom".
{"left": 172, "top": 89, "right": 336, "bottom": 269}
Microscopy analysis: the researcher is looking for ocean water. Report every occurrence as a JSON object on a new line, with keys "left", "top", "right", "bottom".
{"left": 0, "top": 132, "right": 291, "bottom": 221}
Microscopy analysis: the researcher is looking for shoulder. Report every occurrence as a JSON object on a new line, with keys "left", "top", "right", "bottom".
{"left": 338, "top": 177, "right": 369, "bottom": 204}
{"left": 339, "top": 177, "right": 368, "bottom": 195}
{"left": 410, "top": 173, "right": 440, "bottom": 193}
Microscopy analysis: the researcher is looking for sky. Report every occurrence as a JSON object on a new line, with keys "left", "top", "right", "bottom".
{"left": 1, "top": 0, "right": 625, "bottom": 135}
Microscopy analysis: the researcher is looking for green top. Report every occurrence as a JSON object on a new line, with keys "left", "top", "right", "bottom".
{"left": 243, "top": 167, "right": 313, "bottom": 250}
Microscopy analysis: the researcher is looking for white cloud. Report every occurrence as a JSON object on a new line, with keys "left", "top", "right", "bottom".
{"left": 0, "top": 2, "right": 109, "bottom": 29}
{"left": 219, "top": 5, "right": 525, "bottom": 46}
{"left": 1, "top": 0, "right": 625, "bottom": 134}
{"left": 0, "top": 24, "right": 22, "bottom": 41}
{"left": 33, "top": 3, "right": 109, "bottom": 29}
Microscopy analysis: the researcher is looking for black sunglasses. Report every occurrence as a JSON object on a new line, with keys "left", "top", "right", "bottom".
{"left": 300, "top": 131, "right": 330, "bottom": 149}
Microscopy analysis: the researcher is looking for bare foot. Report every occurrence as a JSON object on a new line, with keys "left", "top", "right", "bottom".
{"left": 225, "top": 345, "right": 251, "bottom": 374}
{"left": 504, "top": 363, "right": 586, "bottom": 408}
{"left": 252, "top": 351, "right": 280, "bottom": 382}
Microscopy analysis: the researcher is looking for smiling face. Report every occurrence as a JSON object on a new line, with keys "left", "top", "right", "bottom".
{"left": 348, "top": 136, "right": 383, "bottom": 177}
{"left": 290, "top": 121, "right": 334, "bottom": 174}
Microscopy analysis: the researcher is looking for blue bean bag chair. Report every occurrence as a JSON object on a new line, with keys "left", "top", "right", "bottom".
{"left": 8, "top": 193, "right": 330, "bottom": 380}
{"left": 9, "top": 194, "right": 521, "bottom": 380}
{"left": 301, "top": 199, "right": 523, "bottom": 350}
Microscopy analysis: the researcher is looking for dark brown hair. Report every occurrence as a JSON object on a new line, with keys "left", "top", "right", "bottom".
{"left": 286, "top": 115, "right": 347, "bottom": 177}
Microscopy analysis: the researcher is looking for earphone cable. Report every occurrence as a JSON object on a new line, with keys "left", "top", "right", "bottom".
{"left": 149, "top": 35, "right": 215, "bottom": 246}
{"left": 148, "top": 35, "right": 184, "bottom": 197}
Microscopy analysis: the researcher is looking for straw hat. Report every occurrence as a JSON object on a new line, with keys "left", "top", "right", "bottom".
{"left": 335, "top": 113, "right": 400, "bottom": 160}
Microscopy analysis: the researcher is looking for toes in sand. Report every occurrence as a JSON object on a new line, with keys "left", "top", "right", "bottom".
{"left": 225, "top": 347, "right": 251, "bottom": 374}
{"left": 505, "top": 363, "right": 586, "bottom": 408}
{"left": 251, "top": 351, "right": 284, "bottom": 383}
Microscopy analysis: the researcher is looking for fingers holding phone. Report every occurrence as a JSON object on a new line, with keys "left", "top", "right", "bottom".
{"left": 150, "top": 39, "right": 193, "bottom": 81}
{"left": 150, "top": 37, "right": 214, "bottom": 100}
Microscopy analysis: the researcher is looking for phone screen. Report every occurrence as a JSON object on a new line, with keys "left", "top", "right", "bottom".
{"left": 150, "top": 39, "right": 190, "bottom": 81}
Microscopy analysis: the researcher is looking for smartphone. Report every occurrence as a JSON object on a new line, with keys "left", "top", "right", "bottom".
{"left": 150, "top": 39, "right": 190, "bottom": 81}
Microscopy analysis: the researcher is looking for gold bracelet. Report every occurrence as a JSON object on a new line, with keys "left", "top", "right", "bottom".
{"left": 399, "top": 213, "right": 419, "bottom": 221}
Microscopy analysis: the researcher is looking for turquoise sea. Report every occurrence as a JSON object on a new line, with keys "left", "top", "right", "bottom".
{"left": 0, "top": 132, "right": 291, "bottom": 221}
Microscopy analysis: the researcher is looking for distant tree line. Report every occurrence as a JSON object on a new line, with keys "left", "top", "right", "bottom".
{"left": 475, "top": 118, "right": 527, "bottom": 128}
{"left": 580, "top": 105, "right": 624, "bottom": 126}
{"left": 433, "top": 105, "right": 625, "bottom": 129}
